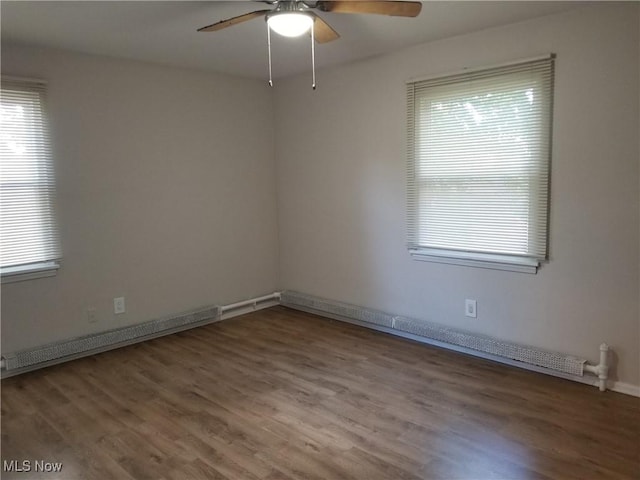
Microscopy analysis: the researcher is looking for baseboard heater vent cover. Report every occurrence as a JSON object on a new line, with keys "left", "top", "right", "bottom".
{"left": 281, "top": 291, "right": 394, "bottom": 329}
{"left": 392, "top": 316, "right": 586, "bottom": 376}
{"left": 281, "top": 291, "right": 587, "bottom": 377}
{"left": 1, "top": 305, "right": 220, "bottom": 373}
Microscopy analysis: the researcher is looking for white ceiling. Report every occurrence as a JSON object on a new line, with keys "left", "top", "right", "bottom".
{"left": 2, "top": 1, "right": 585, "bottom": 80}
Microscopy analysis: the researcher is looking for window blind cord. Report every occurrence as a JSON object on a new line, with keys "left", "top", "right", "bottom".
{"left": 265, "top": 19, "right": 316, "bottom": 90}
{"left": 267, "top": 23, "right": 273, "bottom": 87}
{"left": 311, "top": 20, "right": 316, "bottom": 90}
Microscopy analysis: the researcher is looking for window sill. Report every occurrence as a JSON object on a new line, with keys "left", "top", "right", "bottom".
{"left": 409, "top": 249, "right": 540, "bottom": 274}
{"left": 1, "top": 262, "right": 60, "bottom": 284}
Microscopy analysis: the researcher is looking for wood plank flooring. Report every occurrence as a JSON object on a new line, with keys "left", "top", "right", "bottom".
{"left": 2, "top": 306, "right": 639, "bottom": 479}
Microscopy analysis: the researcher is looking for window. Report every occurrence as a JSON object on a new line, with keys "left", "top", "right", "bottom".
{"left": 407, "top": 55, "right": 554, "bottom": 273}
{"left": 1, "top": 77, "right": 60, "bottom": 282}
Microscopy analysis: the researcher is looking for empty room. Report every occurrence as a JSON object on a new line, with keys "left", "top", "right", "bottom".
{"left": 1, "top": 1, "right": 639, "bottom": 479}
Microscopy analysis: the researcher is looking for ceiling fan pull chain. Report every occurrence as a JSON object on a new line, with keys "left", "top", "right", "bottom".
{"left": 311, "top": 19, "right": 316, "bottom": 90}
{"left": 267, "top": 23, "right": 273, "bottom": 87}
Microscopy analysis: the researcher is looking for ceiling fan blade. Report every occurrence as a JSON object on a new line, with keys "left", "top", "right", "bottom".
{"left": 316, "top": 1, "right": 422, "bottom": 17}
{"left": 311, "top": 13, "right": 340, "bottom": 44}
{"left": 197, "top": 10, "right": 270, "bottom": 32}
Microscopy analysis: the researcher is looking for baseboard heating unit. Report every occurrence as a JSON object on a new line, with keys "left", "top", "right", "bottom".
{"left": 0, "top": 292, "right": 281, "bottom": 379}
{"left": 280, "top": 291, "right": 610, "bottom": 392}
{"left": 1, "top": 290, "right": 612, "bottom": 391}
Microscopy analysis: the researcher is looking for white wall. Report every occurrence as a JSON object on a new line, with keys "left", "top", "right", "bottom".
{"left": 275, "top": 4, "right": 640, "bottom": 387}
{"left": 1, "top": 46, "right": 279, "bottom": 353}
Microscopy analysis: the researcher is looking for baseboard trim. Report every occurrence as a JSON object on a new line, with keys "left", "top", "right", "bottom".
{"left": 609, "top": 381, "right": 640, "bottom": 397}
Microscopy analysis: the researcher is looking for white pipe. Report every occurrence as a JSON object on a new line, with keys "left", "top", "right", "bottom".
{"left": 219, "top": 292, "right": 281, "bottom": 313}
{"left": 584, "top": 343, "right": 609, "bottom": 391}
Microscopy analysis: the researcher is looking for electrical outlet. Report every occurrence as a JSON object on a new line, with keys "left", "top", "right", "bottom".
{"left": 87, "top": 307, "right": 97, "bottom": 324}
{"left": 465, "top": 299, "right": 477, "bottom": 318}
{"left": 113, "top": 297, "right": 126, "bottom": 315}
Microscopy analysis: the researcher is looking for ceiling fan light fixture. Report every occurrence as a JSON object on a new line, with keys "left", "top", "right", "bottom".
{"left": 267, "top": 12, "right": 313, "bottom": 37}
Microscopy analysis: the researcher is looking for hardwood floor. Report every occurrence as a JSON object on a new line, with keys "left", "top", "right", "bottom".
{"left": 1, "top": 306, "right": 639, "bottom": 479}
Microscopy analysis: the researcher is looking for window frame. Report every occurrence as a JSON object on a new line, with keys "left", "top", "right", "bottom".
{"left": 406, "top": 55, "right": 555, "bottom": 274}
{"left": 1, "top": 76, "right": 61, "bottom": 283}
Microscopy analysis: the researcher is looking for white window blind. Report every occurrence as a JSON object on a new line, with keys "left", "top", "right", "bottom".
{"left": 407, "top": 56, "right": 554, "bottom": 273}
{"left": 1, "top": 77, "right": 60, "bottom": 280}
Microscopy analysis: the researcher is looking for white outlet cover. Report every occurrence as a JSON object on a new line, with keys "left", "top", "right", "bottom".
{"left": 114, "top": 297, "right": 125, "bottom": 315}
{"left": 465, "top": 299, "right": 477, "bottom": 318}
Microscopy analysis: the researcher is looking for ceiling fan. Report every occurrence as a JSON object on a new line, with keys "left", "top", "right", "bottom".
{"left": 198, "top": 1, "right": 422, "bottom": 88}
